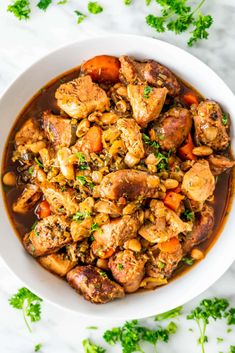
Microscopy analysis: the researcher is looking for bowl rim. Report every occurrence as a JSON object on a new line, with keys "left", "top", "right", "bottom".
{"left": 0, "top": 33, "right": 235, "bottom": 319}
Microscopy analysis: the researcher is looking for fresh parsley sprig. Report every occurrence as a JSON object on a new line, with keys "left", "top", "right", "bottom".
{"left": 155, "top": 306, "right": 183, "bottom": 321}
{"left": 83, "top": 338, "right": 106, "bottom": 353}
{"left": 7, "top": 0, "right": 31, "bottom": 20}
{"left": 9, "top": 287, "right": 43, "bottom": 333}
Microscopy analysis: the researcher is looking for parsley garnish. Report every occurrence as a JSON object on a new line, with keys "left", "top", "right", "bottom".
{"left": 118, "top": 263, "right": 124, "bottom": 270}
{"left": 76, "top": 152, "right": 89, "bottom": 170}
{"left": 76, "top": 175, "right": 94, "bottom": 188}
{"left": 34, "top": 157, "right": 44, "bottom": 168}
{"left": 156, "top": 152, "right": 168, "bottom": 171}
{"left": 28, "top": 166, "right": 34, "bottom": 175}
{"left": 103, "top": 319, "right": 176, "bottom": 353}
{"left": 34, "top": 343, "right": 42, "bottom": 352}
{"left": 31, "top": 221, "right": 39, "bottom": 236}
{"left": 74, "top": 10, "right": 87, "bottom": 24}
{"left": 222, "top": 113, "right": 228, "bottom": 126}
{"left": 142, "top": 133, "right": 159, "bottom": 150}
{"left": 9, "top": 287, "right": 42, "bottom": 333}
{"left": 73, "top": 211, "right": 91, "bottom": 222}
{"left": 37, "top": 0, "right": 52, "bottom": 11}
{"left": 57, "top": 0, "right": 67, "bottom": 4}
{"left": 182, "top": 209, "right": 195, "bottom": 222}
{"left": 217, "top": 337, "right": 224, "bottom": 343}
{"left": 229, "top": 346, "right": 235, "bottom": 353}
{"left": 187, "top": 298, "right": 229, "bottom": 353}
{"left": 225, "top": 307, "right": 235, "bottom": 325}
{"left": 7, "top": 0, "right": 31, "bottom": 20}
{"left": 124, "top": 0, "right": 132, "bottom": 4}
{"left": 146, "top": 0, "right": 213, "bottom": 47}
{"left": 143, "top": 85, "right": 153, "bottom": 98}
{"left": 155, "top": 306, "right": 183, "bottom": 321}
{"left": 90, "top": 223, "right": 99, "bottom": 233}
{"left": 158, "top": 261, "right": 165, "bottom": 269}
{"left": 88, "top": 2, "right": 103, "bottom": 14}
{"left": 182, "top": 257, "right": 194, "bottom": 266}
{"left": 82, "top": 338, "right": 106, "bottom": 353}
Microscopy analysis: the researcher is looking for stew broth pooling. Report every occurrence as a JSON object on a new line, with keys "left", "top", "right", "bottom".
{"left": 2, "top": 55, "right": 234, "bottom": 304}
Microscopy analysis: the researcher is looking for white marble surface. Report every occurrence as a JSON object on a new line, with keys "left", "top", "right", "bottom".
{"left": 0, "top": 0, "right": 235, "bottom": 352}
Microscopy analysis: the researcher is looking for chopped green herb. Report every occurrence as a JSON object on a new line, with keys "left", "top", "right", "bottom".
{"left": 175, "top": 166, "right": 180, "bottom": 172}
{"left": 229, "top": 346, "right": 235, "bottom": 353}
{"left": 76, "top": 152, "right": 89, "bottom": 170}
{"left": 158, "top": 261, "right": 165, "bottom": 269}
{"left": 146, "top": 0, "right": 151, "bottom": 5}
{"left": 187, "top": 298, "right": 229, "bottom": 353}
{"left": 86, "top": 326, "right": 98, "bottom": 330}
{"left": 37, "top": 0, "right": 52, "bottom": 11}
{"left": 166, "top": 321, "right": 178, "bottom": 334}
{"left": 90, "top": 223, "right": 100, "bottom": 233}
{"left": 7, "top": 0, "right": 31, "bottom": 20}
{"left": 57, "top": 0, "right": 67, "bottom": 4}
{"left": 143, "top": 85, "right": 153, "bottom": 99}
{"left": 74, "top": 10, "right": 87, "bottom": 24}
{"left": 82, "top": 338, "right": 106, "bottom": 353}
{"left": 156, "top": 152, "right": 168, "bottom": 171}
{"left": 124, "top": 0, "right": 132, "bottom": 5}
{"left": 9, "top": 287, "right": 42, "bottom": 333}
{"left": 182, "top": 209, "right": 195, "bottom": 221}
{"left": 182, "top": 257, "right": 194, "bottom": 266}
{"left": 118, "top": 263, "right": 124, "bottom": 270}
{"left": 100, "top": 271, "right": 107, "bottom": 277}
{"left": 146, "top": 0, "right": 213, "bottom": 47}
{"left": 88, "top": 2, "right": 103, "bottom": 14}
{"left": 227, "top": 328, "right": 232, "bottom": 333}
{"left": 28, "top": 166, "right": 34, "bottom": 175}
{"left": 225, "top": 307, "right": 235, "bottom": 325}
{"left": 222, "top": 113, "right": 228, "bottom": 126}
{"left": 155, "top": 306, "right": 183, "bottom": 321}
{"left": 217, "top": 337, "right": 224, "bottom": 343}
{"left": 34, "top": 157, "right": 44, "bottom": 168}
{"left": 34, "top": 343, "right": 42, "bottom": 352}
{"left": 142, "top": 133, "right": 159, "bottom": 150}
{"left": 76, "top": 175, "right": 94, "bottom": 188}
{"left": 60, "top": 185, "right": 67, "bottom": 192}
{"left": 73, "top": 211, "right": 91, "bottom": 222}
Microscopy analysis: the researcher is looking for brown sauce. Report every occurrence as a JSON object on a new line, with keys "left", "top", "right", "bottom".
{"left": 1, "top": 64, "right": 234, "bottom": 283}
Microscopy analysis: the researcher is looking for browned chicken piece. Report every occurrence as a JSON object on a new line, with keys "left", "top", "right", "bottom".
{"left": 55, "top": 75, "right": 110, "bottom": 119}
{"left": 108, "top": 250, "right": 147, "bottom": 293}
{"left": 183, "top": 204, "right": 214, "bottom": 254}
{"left": 127, "top": 85, "right": 167, "bottom": 127}
{"left": 42, "top": 111, "right": 77, "bottom": 148}
{"left": 94, "top": 200, "right": 122, "bottom": 217}
{"left": 93, "top": 214, "right": 140, "bottom": 250}
{"left": 13, "top": 184, "right": 41, "bottom": 214}
{"left": 139, "top": 200, "right": 192, "bottom": 243}
{"left": 23, "top": 215, "right": 72, "bottom": 257}
{"left": 119, "top": 56, "right": 181, "bottom": 97}
{"left": 39, "top": 182, "right": 79, "bottom": 216}
{"left": 99, "top": 170, "right": 160, "bottom": 201}
{"left": 151, "top": 107, "right": 192, "bottom": 151}
{"left": 15, "top": 118, "right": 44, "bottom": 147}
{"left": 147, "top": 245, "right": 183, "bottom": 279}
{"left": 193, "top": 100, "right": 230, "bottom": 151}
{"left": 67, "top": 265, "right": 125, "bottom": 304}
{"left": 38, "top": 249, "right": 77, "bottom": 277}
{"left": 182, "top": 160, "right": 215, "bottom": 202}
{"left": 70, "top": 218, "right": 93, "bottom": 242}
{"left": 208, "top": 154, "right": 235, "bottom": 176}
{"left": 117, "top": 118, "right": 145, "bottom": 161}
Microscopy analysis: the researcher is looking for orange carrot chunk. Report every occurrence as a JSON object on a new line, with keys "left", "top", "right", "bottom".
{"left": 158, "top": 237, "right": 180, "bottom": 253}
{"left": 83, "top": 126, "right": 103, "bottom": 153}
{"left": 164, "top": 191, "right": 184, "bottom": 211}
{"left": 182, "top": 92, "right": 199, "bottom": 106}
{"left": 37, "top": 200, "right": 51, "bottom": 219}
{"left": 82, "top": 55, "right": 120, "bottom": 83}
{"left": 178, "top": 133, "right": 197, "bottom": 161}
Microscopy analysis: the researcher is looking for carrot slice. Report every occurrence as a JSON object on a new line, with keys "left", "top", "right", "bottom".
{"left": 178, "top": 133, "right": 197, "bottom": 161}
{"left": 182, "top": 92, "right": 199, "bottom": 106}
{"left": 82, "top": 55, "right": 120, "bottom": 83}
{"left": 164, "top": 191, "right": 184, "bottom": 211}
{"left": 158, "top": 237, "right": 180, "bottom": 253}
{"left": 37, "top": 200, "right": 51, "bottom": 219}
{"left": 83, "top": 126, "right": 103, "bottom": 153}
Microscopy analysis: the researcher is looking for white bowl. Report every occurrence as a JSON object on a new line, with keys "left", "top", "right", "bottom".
{"left": 0, "top": 34, "right": 235, "bottom": 319}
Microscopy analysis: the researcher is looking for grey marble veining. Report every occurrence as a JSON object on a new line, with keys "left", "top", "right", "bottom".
{"left": 0, "top": 0, "right": 235, "bottom": 352}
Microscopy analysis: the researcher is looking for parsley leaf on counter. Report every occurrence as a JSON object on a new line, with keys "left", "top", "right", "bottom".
{"left": 124, "top": 0, "right": 133, "bottom": 6}
{"left": 187, "top": 298, "right": 229, "bottom": 353}
{"left": 146, "top": 0, "right": 213, "bottom": 47}
{"left": 155, "top": 306, "right": 183, "bottom": 321}
{"left": 225, "top": 307, "right": 235, "bottom": 325}
{"left": 37, "top": 0, "right": 52, "bottom": 11}
{"left": 82, "top": 338, "right": 106, "bottom": 353}
{"left": 9, "top": 287, "right": 43, "bottom": 333}
{"left": 34, "top": 343, "right": 42, "bottom": 352}
{"left": 229, "top": 346, "right": 235, "bottom": 353}
{"left": 88, "top": 2, "right": 103, "bottom": 14}
{"left": 75, "top": 10, "right": 87, "bottom": 24}
{"left": 7, "top": 0, "right": 31, "bottom": 20}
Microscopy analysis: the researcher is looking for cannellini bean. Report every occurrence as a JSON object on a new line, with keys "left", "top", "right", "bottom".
{"left": 37, "top": 168, "right": 46, "bottom": 183}
{"left": 191, "top": 248, "right": 204, "bottom": 260}
{"left": 124, "top": 152, "right": 140, "bottom": 167}
{"left": 57, "top": 148, "right": 74, "bottom": 180}
{"left": 147, "top": 164, "right": 157, "bottom": 174}
{"left": 94, "top": 200, "right": 121, "bottom": 216}
{"left": 93, "top": 213, "right": 110, "bottom": 225}
{"left": 125, "top": 239, "right": 141, "bottom": 252}
{"left": 116, "top": 86, "right": 127, "bottom": 97}
{"left": 3, "top": 171, "right": 16, "bottom": 186}
{"left": 100, "top": 112, "right": 118, "bottom": 125}
{"left": 163, "top": 179, "right": 179, "bottom": 189}
{"left": 116, "top": 99, "right": 127, "bottom": 113}
{"left": 204, "top": 126, "right": 218, "bottom": 141}
{"left": 29, "top": 141, "right": 46, "bottom": 153}
{"left": 192, "top": 146, "right": 213, "bottom": 156}
{"left": 147, "top": 175, "right": 160, "bottom": 188}
{"left": 76, "top": 119, "right": 90, "bottom": 137}
{"left": 122, "top": 202, "right": 138, "bottom": 215}
{"left": 97, "top": 258, "right": 109, "bottom": 270}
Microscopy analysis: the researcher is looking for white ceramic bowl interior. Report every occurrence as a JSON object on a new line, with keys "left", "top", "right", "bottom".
{"left": 0, "top": 35, "right": 235, "bottom": 319}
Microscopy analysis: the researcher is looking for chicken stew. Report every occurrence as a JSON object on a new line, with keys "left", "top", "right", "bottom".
{"left": 2, "top": 55, "right": 234, "bottom": 304}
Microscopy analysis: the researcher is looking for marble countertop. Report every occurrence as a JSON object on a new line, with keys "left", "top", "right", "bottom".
{"left": 0, "top": 0, "right": 235, "bottom": 352}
